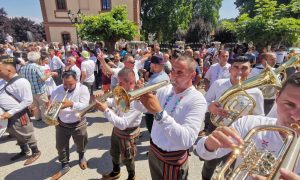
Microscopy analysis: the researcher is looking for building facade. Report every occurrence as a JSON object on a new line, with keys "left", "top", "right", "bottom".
{"left": 39, "top": 0, "right": 140, "bottom": 44}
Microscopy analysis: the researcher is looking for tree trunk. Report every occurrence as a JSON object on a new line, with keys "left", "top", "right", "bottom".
{"left": 104, "top": 40, "right": 116, "bottom": 53}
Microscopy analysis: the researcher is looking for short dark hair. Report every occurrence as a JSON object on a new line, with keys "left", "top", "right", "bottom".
{"left": 118, "top": 68, "right": 135, "bottom": 82}
{"left": 62, "top": 70, "right": 77, "bottom": 80}
{"left": 233, "top": 56, "right": 251, "bottom": 63}
{"left": 279, "top": 72, "right": 300, "bottom": 96}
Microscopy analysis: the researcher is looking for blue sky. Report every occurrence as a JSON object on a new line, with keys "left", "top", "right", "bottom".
{"left": 0, "top": 0, "right": 239, "bottom": 23}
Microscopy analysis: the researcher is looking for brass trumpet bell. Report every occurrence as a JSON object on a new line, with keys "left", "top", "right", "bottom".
{"left": 113, "top": 80, "right": 169, "bottom": 113}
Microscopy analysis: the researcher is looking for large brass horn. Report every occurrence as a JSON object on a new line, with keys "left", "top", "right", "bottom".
{"left": 211, "top": 65, "right": 281, "bottom": 127}
{"left": 212, "top": 125, "right": 300, "bottom": 180}
{"left": 44, "top": 89, "right": 69, "bottom": 126}
{"left": 113, "top": 80, "right": 169, "bottom": 113}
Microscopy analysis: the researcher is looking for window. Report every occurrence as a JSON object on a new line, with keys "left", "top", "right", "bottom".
{"left": 56, "top": 0, "right": 67, "bottom": 10}
{"left": 102, "top": 0, "right": 111, "bottom": 10}
{"left": 61, "top": 32, "right": 71, "bottom": 45}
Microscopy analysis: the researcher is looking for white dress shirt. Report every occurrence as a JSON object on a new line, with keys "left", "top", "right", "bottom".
{"left": 249, "top": 64, "right": 265, "bottom": 78}
{"left": 104, "top": 98, "right": 145, "bottom": 130}
{"left": 81, "top": 59, "right": 95, "bottom": 83}
{"left": 0, "top": 75, "right": 33, "bottom": 116}
{"left": 49, "top": 55, "right": 65, "bottom": 70}
{"left": 70, "top": 65, "right": 81, "bottom": 81}
{"left": 205, "top": 63, "right": 231, "bottom": 85}
{"left": 50, "top": 83, "right": 90, "bottom": 123}
{"left": 196, "top": 115, "right": 300, "bottom": 175}
{"left": 205, "top": 78, "right": 265, "bottom": 116}
{"left": 150, "top": 84, "right": 207, "bottom": 151}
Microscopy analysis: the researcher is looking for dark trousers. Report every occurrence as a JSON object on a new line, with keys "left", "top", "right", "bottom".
{"left": 55, "top": 124, "right": 88, "bottom": 164}
{"left": 7, "top": 114, "right": 38, "bottom": 153}
{"left": 110, "top": 129, "right": 139, "bottom": 173}
{"left": 202, "top": 112, "right": 229, "bottom": 180}
{"left": 145, "top": 113, "right": 154, "bottom": 133}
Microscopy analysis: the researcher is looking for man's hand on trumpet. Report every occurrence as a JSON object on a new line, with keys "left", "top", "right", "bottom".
{"left": 95, "top": 100, "right": 108, "bottom": 112}
{"left": 61, "top": 100, "right": 74, "bottom": 109}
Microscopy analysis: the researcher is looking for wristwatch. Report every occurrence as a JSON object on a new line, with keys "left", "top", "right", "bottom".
{"left": 154, "top": 110, "right": 164, "bottom": 122}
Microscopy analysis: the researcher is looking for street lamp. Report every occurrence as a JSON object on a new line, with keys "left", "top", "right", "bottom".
{"left": 68, "top": 9, "right": 83, "bottom": 47}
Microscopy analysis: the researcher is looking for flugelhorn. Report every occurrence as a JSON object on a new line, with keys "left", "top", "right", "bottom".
{"left": 211, "top": 64, "right": 283, "bottom": 127}
{"left": 113, "top": 80, "right": 169, "bottom": 112}
{"left": 44, "top": 89, "right": 69, "bottom": 126}
{"left": 212, "top": 124, "right": 300, "bottom": 180}
{"left": 75, "top": 91, "right": 113, "bottom": 118}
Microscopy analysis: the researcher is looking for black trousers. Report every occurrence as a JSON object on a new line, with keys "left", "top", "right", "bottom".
{"left": 145, "top": 113, "right": 154, "bottom": 133}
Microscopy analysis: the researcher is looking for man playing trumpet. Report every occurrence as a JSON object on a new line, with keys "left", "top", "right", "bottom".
{"left": 196, "top": 72, "right": 300, "bottom": 179}
{"left": 51, "top": 70, "right": 90, "bottom": 180}
{"left": 95, "top": 68, "right": 146, "bottom": 180}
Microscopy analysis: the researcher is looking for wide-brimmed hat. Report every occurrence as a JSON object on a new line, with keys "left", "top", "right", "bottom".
{"left": 81, "top": 51, "right": 90, "bottom": 59}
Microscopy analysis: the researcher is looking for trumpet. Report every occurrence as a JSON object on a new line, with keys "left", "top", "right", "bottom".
{"left": 44, "top": 89, "right": 69, "bottom": 126}
{"left": 212, "top": 124, "right": 300, "bottom": 180}
{"left": 113, "top": 80, "right": 169, "bottom": 112}
{"left": 75, "top": 91, "right": 113, "bottom": 118}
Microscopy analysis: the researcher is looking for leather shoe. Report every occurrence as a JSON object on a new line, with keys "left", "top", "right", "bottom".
{"left": 79, "top": 157, "right": 88, "bottom": 170}
{"left": 102, "top": 171, "right": 121, "bottom": 180}
{"left": 24, "top": 151, "right": 41, "bottom": 166}
{"left": 10, "top": 151, "right": 30, "bottom": 161}
{"left": 51, "top": 164, "right": 71, "bottom": 180}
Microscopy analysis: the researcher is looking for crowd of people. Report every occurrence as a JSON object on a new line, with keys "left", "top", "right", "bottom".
{"left": 0, "top": 38, "right": 299, "bottom": 180}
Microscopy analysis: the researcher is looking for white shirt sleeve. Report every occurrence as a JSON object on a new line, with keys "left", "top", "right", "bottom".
{"left": 204, "top": 81, "right": 218, "bottom": 105}
{"left": 72, "top": 85, "right": 90, "bottom": 111}
{"left": 104, "top": 105, "right": 142, "bottom": 130}
{"left": 7, "top": 79, "right": 33, "bottom": 115}
{"left": 157, "top": 98, "right": 207, "bottom": 150}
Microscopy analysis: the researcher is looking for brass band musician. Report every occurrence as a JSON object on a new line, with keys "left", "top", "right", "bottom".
{"left": 196, "top": 72, "right": 300, "bottom": 179}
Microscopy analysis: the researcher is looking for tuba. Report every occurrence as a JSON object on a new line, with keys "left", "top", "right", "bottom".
{"left": 212, "top": 124, "right": 300, "bottom": 180}
{"left": 75, "top": 91, "right": 113, "bottom": 118}
{"left": 113, "top": 80, "right": 169, "bottom": 113}
{"left": 211, "top": 65, "right": 281, "bottom": 127}
{"left": 44, "top": 89, "right": 69, "bottom": 126}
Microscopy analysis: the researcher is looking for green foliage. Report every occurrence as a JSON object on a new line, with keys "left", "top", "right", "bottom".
{"left": 76, "top": 6, "right": 138, "bottom": 42}
{"left": 234, "top": 0, "right": 300, "bottom": 46}
{"left": 141, "top": 0, "right": 194, "bottom": 42}
{"left": 214, "top": 20, "right": 238, "bottom": 43}
{"left": 192, "top": 0, "right": 222, "bottom": 27}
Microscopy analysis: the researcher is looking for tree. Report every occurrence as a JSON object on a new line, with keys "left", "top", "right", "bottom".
{"left": 0, "top": 8, "right": 45, "bottom": 43}
{"left": 77, "top": 5, "right": 138, "bottom": 51}
{"left": 185, "top": 18, "right": 212, "bottom": 43}
{"left": 192, "top": 0, "right": 222, "bottom": 27}
{"left": 0, "top": 8, "right": 12, "bottom": 43}
{"left": 10, "top": 17, "right": 45, "bottom": 42}
{"left": 234, "top": 0, "right": 298, "bottom": 18}
{"left": 214, "top": 19, "right": 237, "bottom": 43}
{"left": 235, "top": 0, "right": 300, "bottom": 47}
{"left": 141, "top": 0, "right": 193, "bottom": 42}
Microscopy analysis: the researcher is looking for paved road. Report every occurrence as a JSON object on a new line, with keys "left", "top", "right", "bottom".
{"left": 0, "top": 111, "right": 204, "bottom": 180}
